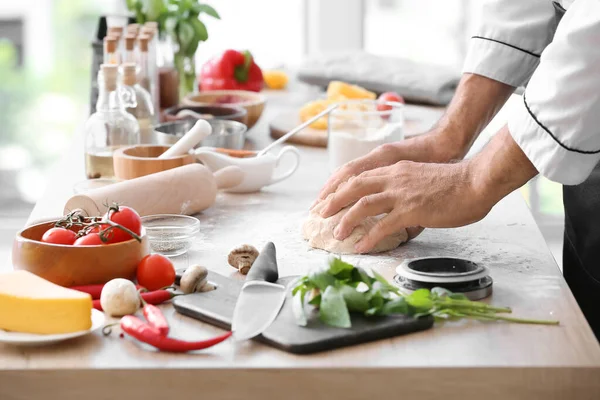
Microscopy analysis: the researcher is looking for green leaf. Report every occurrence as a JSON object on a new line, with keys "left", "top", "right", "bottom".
{"left": 352, "top": 266, "right": 374, "bottom": 287}
{"left": 406, "top": 289, "right": 433, "bottom": 312}
{"left": 365, "top": 307, "right": 381, "bottom": 316}
{"left": 308, "top": 268, "right": 336, "bottom": 291}
{"left": 292, "top": 289, "right": 307, "bottom": 326}
{"left": 371, "top": 269, "right": 400, "bottom": 294}
{"left": 319, "top": 286, "right": 351, "bottom": 328}
{"left": 308, "top": 293, "right": 321, "bottom": 306}
{"left": 144, "top": 0, "right": 167, "bottom": 21}
{"left": 193, "top": 3, "right": 220, "bottom": 19}
{"left": 381, "top": 297, "right": 410, "bottom": 315}
{"left": 179, "top": 0, "right": 193, "bottom": 14}
{"left": 164, "top": 15, "right": 178, "bottom": 34}
{"left": 125, "top": 0, "right": 139, "bottom": 11}
{"left": 339, "top": 285, "right": 369, "bottom": 312}
{"left": 190, "top": 18, "right": 208, "bottom": 41}
{"left": 177, "top": 20, "right": 195, "bottom": 54}
{"left": 328, "top": 257, "right": 354, "bottom": 279}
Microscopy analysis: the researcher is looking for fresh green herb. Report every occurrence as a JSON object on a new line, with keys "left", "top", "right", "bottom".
{"left": 292, "top": 257, "right": 560, "bottom": 328}
{"left": 319, "top": 286, "right": 351, "bottom": 328}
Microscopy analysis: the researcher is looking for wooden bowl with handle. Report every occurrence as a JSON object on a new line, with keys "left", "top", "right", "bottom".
{"left": 113, "top": 145, "right": 195, "bottom": 180}
{"left": 12, "top": 221, "right": 150, "bottom": 287}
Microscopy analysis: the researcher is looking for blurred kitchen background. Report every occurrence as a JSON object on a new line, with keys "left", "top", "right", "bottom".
{"left": 0, "top": 0, "right": 563, "bottom": 266}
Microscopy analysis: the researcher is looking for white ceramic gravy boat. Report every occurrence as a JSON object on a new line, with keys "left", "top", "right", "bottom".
{"left": 194, "top": 146, "right": 300, "bottom": 193}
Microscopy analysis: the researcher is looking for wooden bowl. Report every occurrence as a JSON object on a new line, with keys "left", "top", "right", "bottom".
{"left": 163, "top": 105, "right": 248, "bottom": 125}
{"left": 113, "top": 145, "right": 195, "bottom": 180}
{"left": 12, "top": 221, "right": 150, "bottom": 287}
{"left": 182, "top": 90, "right": 266, "bottom": 129}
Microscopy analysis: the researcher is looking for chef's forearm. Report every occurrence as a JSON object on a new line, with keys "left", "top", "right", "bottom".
{"left": 469, "top": 125, "right": 538, "bottom": 206}
{"left": 425, "top": 73, "right": 515, "bottom": 162}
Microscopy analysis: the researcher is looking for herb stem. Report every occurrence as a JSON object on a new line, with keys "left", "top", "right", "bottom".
{"left": 467, "top": 311, "right": 560, "bottom": 325}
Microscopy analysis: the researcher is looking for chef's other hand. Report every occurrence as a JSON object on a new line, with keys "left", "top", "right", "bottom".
{"left": 318, "top": 161, "right": 489, "bottom": 253}
{"left": 317, "top": 125, "right": 538, "bottom": 253}
{"left": 313, "top": 133, "right": 458, "bottom": 207}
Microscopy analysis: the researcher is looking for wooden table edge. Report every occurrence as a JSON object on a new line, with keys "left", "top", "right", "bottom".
{"left": 1, "top": 366, "right": 600, "bottom": 399}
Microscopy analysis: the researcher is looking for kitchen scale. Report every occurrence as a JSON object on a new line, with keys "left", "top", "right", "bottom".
{"left": 393, "top": 257, "right": 493, "bottom": 300}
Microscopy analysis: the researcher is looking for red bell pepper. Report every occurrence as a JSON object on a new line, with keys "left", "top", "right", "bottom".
{"left": 199, "top": 49, "right": 263, "bottom": 92}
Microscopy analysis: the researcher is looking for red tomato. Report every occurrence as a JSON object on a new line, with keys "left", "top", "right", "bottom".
{"left": 74, "top": 233, "right": 105, "bottom": 246}
{"left": 41, "top": 227, "right": 77, "bottom": 245}
{"left": 376, "top": 91, "right": 405, "bottom": 112}
{"left": 105, "top": 206, "right": 142, "bottom": 243}
{"left": 136, "top": 254, "right": 176, "bottom": 291}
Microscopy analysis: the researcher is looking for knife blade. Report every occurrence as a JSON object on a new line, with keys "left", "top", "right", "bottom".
{"left": 231, "top": 242, "right": 286, "bottom": 341}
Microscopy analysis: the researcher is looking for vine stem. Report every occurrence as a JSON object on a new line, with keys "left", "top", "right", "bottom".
{"left": 54, "top": 209, "right": 142, "bottom": 243}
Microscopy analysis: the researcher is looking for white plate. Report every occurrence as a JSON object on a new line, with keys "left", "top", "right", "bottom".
{"left": 0, "top": 309, "right": 105, "bottom": 347}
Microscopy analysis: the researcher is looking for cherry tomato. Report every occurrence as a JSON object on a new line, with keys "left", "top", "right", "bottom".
{"left": 74, "top": 233, "right": 105, "bottom": 246}
{"left": 105, "top": 206, "right": 142, "bottom": 243}
{"left": 41, "top": 227, "right": 77, "bottom": 245}
{"left": 376, "top": 91, "right": 405, "bottom": 113}
{"left": 136, "top": 254, "right": 176, "bottom": 291}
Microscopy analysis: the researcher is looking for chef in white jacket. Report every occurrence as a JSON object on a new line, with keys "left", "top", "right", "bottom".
{"left": 314, "top": 0, "right": 600, "bottom": 339}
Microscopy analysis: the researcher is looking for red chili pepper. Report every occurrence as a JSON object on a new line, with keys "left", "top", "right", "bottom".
{"left": 120, "top": 315, "right": 232, "bottom": 353}
{"left": 199, "top": 49, "right": 263, "bottom": 92}
{"left": 92, "top": 290, "right": 176, "bottom": 311}
{"left": 70, "top": 283, "right": 144, "bottom": 300}
{"left": 141, "top": 298, "right": 169, "bottom": 336}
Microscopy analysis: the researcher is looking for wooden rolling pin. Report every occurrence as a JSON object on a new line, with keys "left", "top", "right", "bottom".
{"left": 64, "top": 164, "right": 243, "bottom": 217}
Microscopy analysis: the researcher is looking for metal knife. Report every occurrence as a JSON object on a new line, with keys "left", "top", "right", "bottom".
{"left": 231, "top": 242, "right": 286, "bottom": 341}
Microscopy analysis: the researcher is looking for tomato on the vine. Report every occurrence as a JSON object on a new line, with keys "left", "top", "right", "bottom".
{"left": 74, "top": 233, "right": 105, "bottom": 246}
{"left": 136, "top": 254, "right": 176, "bottom": 291}
{"left": 105, "top": 206, "right": 142, "bottom": 243}
{"left": 41, "top": 227, "right": 77, "bottom": 245}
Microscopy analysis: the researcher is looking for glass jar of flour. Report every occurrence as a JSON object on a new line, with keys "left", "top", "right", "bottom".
{"left": 327, "top": 100, "right": 404, "bottom": 172}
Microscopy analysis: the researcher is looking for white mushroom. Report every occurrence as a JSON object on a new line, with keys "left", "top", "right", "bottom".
{"left": 228, "top": 244, "right": 259, "bottom": 275}
{"left": 100, "top": 278, "right": 140, "bottom": 317}
{"left": 180, "top": 265, "right": 214, "bottom": 293}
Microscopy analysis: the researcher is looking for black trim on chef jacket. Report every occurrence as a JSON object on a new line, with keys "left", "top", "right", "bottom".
{"left": 471, "top": 36, "right": 541, "bottom": 58}
{"left": 523, "top": 93, "right": 600, "bottom": 154}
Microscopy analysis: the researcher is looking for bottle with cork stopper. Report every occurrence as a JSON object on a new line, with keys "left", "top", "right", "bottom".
{"left": 83, "top": 64, "right": 140, "bottom": 179}
{"left": 121, "top": 62, "right": 155, "bottom": 143}
{"left": 103, "top": 36, "right": 119, "bottom": 64}
{"left": 137, "top": 34, "right": 151, "bottom": 94}
{"left": 141, "top": 22, "right": 160, "bottom": 119}
{"left": 124, "top": 34, "right": 136, "bottom": 64}
{"left": 107, "top": 26, "right": 124, "bottom": 56}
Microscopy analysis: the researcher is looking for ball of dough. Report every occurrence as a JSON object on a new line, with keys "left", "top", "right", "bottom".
{"left": 302, "top": 201, "right": 408, "bottom": 254}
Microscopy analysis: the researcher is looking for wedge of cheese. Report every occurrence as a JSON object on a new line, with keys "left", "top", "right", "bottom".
{"left": 0, "top": 271, "right": 92, "bottom": 334}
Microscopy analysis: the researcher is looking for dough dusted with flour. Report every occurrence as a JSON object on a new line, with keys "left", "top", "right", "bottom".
{"left": 302, "top": 201, "right": 408, "bottom": 254}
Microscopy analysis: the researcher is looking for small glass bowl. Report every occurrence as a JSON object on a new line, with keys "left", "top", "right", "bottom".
{"left": 141, "top": 214, "right": 200, "bottom": 257}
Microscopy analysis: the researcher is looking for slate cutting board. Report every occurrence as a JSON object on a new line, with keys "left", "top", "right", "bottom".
{"left": 173, "top": 271, "right": 434, "bottom": 354}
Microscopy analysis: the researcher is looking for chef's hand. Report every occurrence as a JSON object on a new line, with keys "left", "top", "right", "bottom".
{"left": 314, "top": 134, "right": 454, "bottom": 206}
{"left": 314, "top": 73, "right": 515, "bottom": 205}
{"left": 317, "top": 126, "right": 538, "bottom": 253}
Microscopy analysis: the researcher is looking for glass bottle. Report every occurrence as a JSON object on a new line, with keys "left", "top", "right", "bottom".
{"left": 108, "top": 26, "right": 124, "bottom": 56}
{"left": 137, "top": 35, "right": 152, "bottom": 95}
{"left": 84, "top": 64, "right": 140, "bottom": 179}
{"left": 103, "top": 36, "right": 119, "bottom": 64}
{"left": 141, "top": 24, "right": 160, "bottom": 118}
{"left": 121, "top": 62, "right": 155, "bottom": 144}
{"left": 124, "top": 34, "right": 136, "bottom": 64}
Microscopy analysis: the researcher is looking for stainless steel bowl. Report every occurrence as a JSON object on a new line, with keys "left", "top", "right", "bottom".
{"left": 154, "top": 119, "right": 247, "bottom": 150}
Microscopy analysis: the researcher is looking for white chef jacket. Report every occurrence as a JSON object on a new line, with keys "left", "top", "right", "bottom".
{"left": 463, "top": 0, "right": 600, "bottom": 185}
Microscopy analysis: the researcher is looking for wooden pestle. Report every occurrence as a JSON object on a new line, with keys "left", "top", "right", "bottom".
{"left": 64, "top": 164, "right": 243, "bottom": 217}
